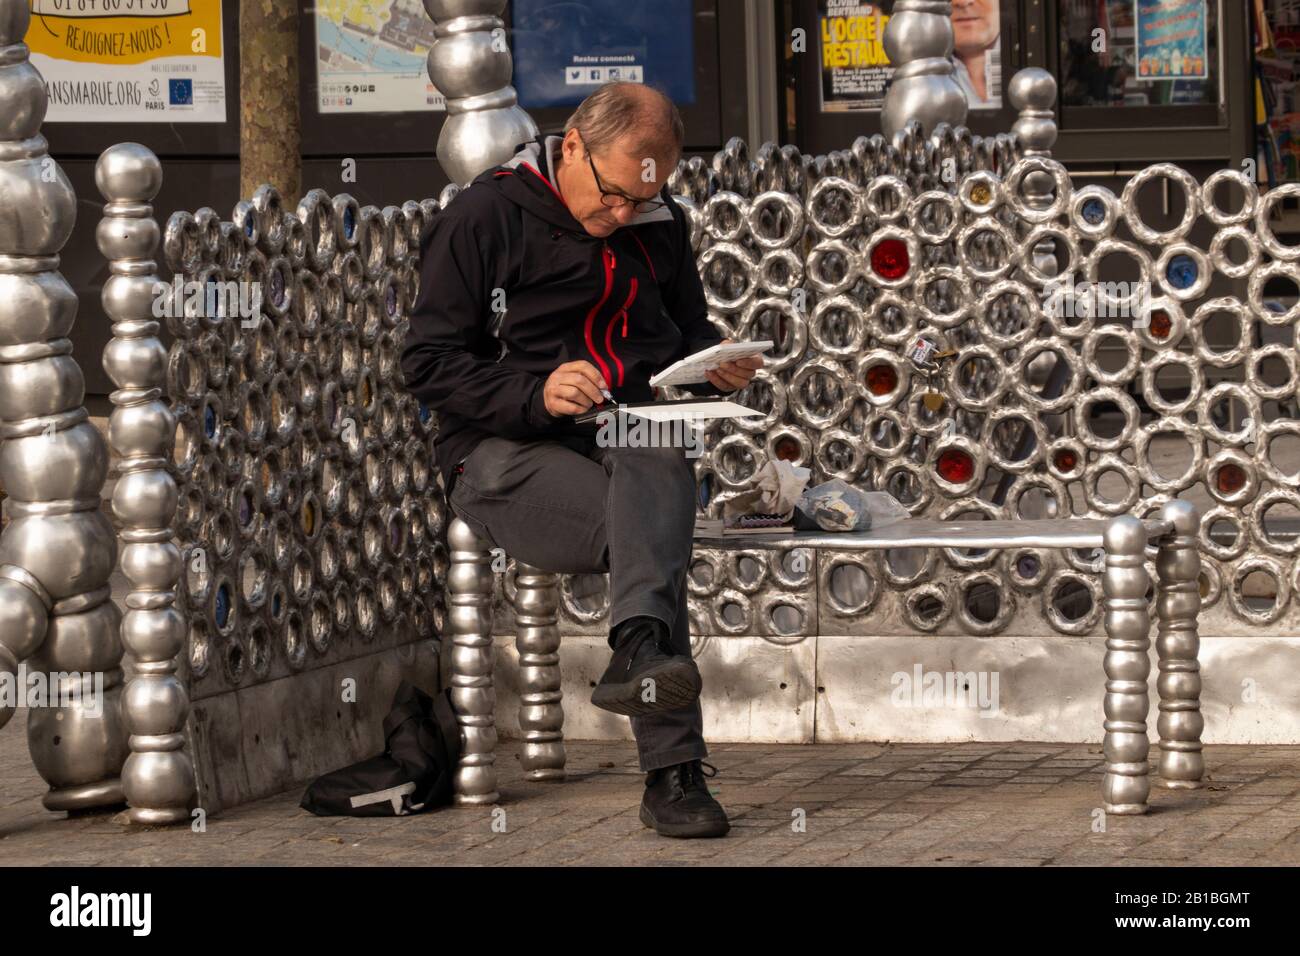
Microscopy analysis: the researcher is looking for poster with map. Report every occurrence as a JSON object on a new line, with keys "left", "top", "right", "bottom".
{"left": 25, "top": 0, "right": 226, "bottom": 123}
{"left": 315, "top": 0, "right": 444, "bottom": 113}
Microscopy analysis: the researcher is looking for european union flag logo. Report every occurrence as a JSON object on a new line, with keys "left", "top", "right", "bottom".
{"left": 169, "top": 79, "right": 192, "bottom": 105}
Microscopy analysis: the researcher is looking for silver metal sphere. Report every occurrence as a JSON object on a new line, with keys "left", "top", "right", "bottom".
{"left": 437, "top": 102, "right": 538, "bottom": 186}
{"left": 31, "top": 599, "right": 122, "bottom": 674}
{"left": 0, "top": 159, "right": 76, "bottom": 255}
{"left": 95, "top": 218, "right": 161, "bottom": 267}
{"left": 0, "top": 355, "right": 85, "bottom": 421}
{"left": 119, "top": 605, "right": 186, "bottom": 661}
{"left": 94, "top": 143, "right": 163, "bottom": 203}
{"left": 0, "top": 576, "right": 49, "bottom": 664}
{"left": 0, "top": 513, "right": 117, "bottom": 601}
{"left": 122, "top": 674, "right": 190, "bottom": 736}
{"left": 0, "top": 424, "right": 108, "bottom": 503}
{"left": 1008, "top": 67, "right": 1057, "bottom": 112}
{"left": 1160, "top": 498, "right": 1200, "bottom": 536}
{"left": 0, "top": 62, "right": 50, "bottom": 142}
{"left": 0, "top": 272, "right": 77, "bottom": 345}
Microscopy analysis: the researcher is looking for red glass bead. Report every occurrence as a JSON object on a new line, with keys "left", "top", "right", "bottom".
{"left": 1148, "top": 310, "right": 1171, "bottom": 339}
{"left": 870, "top": 238, "right": 910, "bottom": 280}
{"left": 865, "top": 364, "right": 899, "bottom": 396}
{"left": 936, "top": 448, "right": 975, "bottom": 484}
{"left": 774, "top": 436, "right": 801, "bottom": 461}
{"left": 1052, "top": 448, "right": 1078, "bottom": 474}
{"left": 1215, "top": 463, "right": 1246, "bottom": 495}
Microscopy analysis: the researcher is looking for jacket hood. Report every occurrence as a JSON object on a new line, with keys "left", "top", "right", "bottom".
{"left": 487, "top": 134, "right": 676, "bottom": 234}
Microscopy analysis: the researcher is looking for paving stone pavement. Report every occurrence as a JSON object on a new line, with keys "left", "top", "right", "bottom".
{"left": 2, "top": 719, "right": 1298, "bottom": 865}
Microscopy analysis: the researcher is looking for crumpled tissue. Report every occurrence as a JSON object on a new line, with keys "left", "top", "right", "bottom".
{"left": 723, "top": 460, "right": 811, "bottom": 521}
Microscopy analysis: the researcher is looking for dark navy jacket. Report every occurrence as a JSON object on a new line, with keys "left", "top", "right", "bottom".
{"left": 401, "top": 135, "right": 724, "bottom": 493}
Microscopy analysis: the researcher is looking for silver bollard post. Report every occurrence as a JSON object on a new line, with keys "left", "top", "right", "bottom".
{"left": 97, "top": 143, "right": 197, "bottom": 825}
{"left": 881, "top": 0, "right": 968, "bottom": 138}
{"left": 423, "top": 0, "right": 538, "bottom": 186}
{"left": 1009, "top": 68, "right": 1060, "bottom": 279}
{"left": 0, "top": 0, "right": 128, "bottom": 811}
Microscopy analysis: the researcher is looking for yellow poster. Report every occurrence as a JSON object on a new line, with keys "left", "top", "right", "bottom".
{"left": 819, "top": 0, "right": 891, "bottom": 111}
{"left": 26, "top": 0, "right": 226, "bottom": 122}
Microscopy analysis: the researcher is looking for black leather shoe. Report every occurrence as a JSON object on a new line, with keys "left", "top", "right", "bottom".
{"left": 640, "top": 760, "right": 730, "bottom": 838}
{"left": 590, "top": 616, "right": 702, "bottom": 717}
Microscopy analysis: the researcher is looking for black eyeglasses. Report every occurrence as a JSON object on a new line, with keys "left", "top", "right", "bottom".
{"left": 579, "top": 133, "right": 666, "bottom": 213}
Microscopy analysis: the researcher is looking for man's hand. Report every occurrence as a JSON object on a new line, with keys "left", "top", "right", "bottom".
{"left": 543, "top": 360, "right": 608, "bottom": 416}
{"left": 704, "top": 337, "right": 763, "bottom": 393}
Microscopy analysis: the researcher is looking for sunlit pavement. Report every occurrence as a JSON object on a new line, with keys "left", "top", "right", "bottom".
{"left": 2, "top": 728, "right": 1297, "bottom": 866}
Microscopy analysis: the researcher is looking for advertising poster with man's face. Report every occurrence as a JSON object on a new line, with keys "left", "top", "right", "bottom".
{"left": 817, "top": 0, "right": 1003, "bottom": 113}
{"left": 951, "top": 0, "right": 1003, "bottom": 109}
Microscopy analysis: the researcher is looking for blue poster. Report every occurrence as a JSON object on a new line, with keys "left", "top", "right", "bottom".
{"left": 511, "top": 0, "right": 695, "bottom": 108}
{"left": 1134, "top": 0, "right": 1208, "bottom": 81}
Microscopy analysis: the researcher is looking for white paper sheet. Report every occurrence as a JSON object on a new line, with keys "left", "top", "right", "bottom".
{"left": 622, "top": 400, "right": 763, "bottom": 422}
{"left": 649, "top": 340, "right": 774, "bottom": 387}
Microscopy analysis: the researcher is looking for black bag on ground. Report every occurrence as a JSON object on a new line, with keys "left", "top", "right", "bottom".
{"left": 300, "top": 681, "right": 461, "bottom": 816}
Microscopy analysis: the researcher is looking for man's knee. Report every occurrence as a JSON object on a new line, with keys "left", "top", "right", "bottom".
{"left": 605, "top": 441, "right": 695, "bottom": 474}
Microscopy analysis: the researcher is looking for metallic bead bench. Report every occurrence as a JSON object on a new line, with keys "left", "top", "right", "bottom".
{"left": 444, "top": 499, "right": 1205, "bottom": 816}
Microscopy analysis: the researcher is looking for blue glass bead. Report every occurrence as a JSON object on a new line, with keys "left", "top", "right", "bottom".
{"left": 1166, "top": 254, "right": 1198, "bottom": 290}
{"left": 215, "top": 583, "right": 230, "bottom": 629}
{"left": 1081, "top": 197, "right": 1106, "bottom": 225}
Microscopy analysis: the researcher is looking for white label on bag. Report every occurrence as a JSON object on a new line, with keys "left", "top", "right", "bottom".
{"left": 349, "top": 781, "right": 417, "bottom": 815}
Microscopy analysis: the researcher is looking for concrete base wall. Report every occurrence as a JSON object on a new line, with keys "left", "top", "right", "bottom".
{"left": 467, "top": 633, "right": 1300, "bottom": 747}
{"left": 190, "top": 640, "right": 440, "bottom": 816}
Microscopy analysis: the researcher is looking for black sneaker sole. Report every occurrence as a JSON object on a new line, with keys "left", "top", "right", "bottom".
{"left": 639, "top": 802, "right": 730, "bottom": 838}
{"left": 590, "top": 658, "right": 702, "bottom": 717}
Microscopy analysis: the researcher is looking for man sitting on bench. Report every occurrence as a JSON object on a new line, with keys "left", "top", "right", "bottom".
{"left": 401, "top": 82, "right": 761, "bottom": 838}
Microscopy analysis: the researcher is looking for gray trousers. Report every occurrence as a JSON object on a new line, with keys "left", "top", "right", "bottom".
{"left": 447, "top": 432, "right": 708, "bottom": 772}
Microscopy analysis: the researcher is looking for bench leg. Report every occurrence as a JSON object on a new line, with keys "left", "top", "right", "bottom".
{"left": 446, "top": 517, "right": 499, "bottom": 805}
{"left": 1101, "top": 516, "right": 1151, "bottom": 815}
{"left": 1155, "top": 500, "right": 1205, "bottom": 789}
{"left": 513, "top": 563, "right": 566, "bottom": 780}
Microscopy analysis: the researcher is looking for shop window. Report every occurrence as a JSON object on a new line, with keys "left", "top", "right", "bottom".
{"left": 1059, "top": 0, "right": 1225, "bottom": 129}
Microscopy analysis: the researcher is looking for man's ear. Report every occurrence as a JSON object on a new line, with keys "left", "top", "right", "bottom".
{"left": 561, "top": 128, "right": 583, "bottom": 160}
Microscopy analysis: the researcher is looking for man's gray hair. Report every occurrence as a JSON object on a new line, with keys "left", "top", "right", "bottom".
{"left": 563, "top": 81, "right": 684, "bottom": 162}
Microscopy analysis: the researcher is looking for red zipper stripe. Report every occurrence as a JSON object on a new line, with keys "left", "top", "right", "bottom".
{"left": 517, "top": 161, "right": 568, "bottom": 208}
{"left": 604, "top": 315, "right": 623, "bottom": 386}
{"left": 629, "top": 232, "right": 657, "bottom": 281}
{"left": 584, "top": 244, "right": 615, "bottom": 386}
{"left": 604, "top": 278, "right": 638, "bottom": 387}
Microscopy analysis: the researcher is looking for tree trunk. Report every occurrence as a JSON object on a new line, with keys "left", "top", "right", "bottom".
{"left": 240, "top": 0, "right": 301, "bottom": 206}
